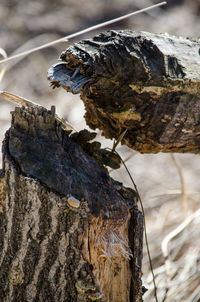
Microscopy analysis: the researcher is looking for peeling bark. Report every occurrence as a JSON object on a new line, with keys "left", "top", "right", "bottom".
{"left": 0, "top": 105, "right": 143, "bottom": 302}
{"left": 48, "top": 30, "right": 200, "bottom": 153}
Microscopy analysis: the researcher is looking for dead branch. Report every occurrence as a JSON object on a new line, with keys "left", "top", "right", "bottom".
{"left": 48, "top": 30, "right": 200, "bottom": 154}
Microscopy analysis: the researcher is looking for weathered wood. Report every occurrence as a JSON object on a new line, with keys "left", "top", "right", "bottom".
{"left": 0, "top": 105, "right": 143, "bottom": 302}
{"left": 48, "top": 30, "right": 200, "bottom": 153}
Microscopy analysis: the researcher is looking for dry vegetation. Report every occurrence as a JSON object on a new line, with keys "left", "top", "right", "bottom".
{"left": 0, "top": 1, "right": 200, "bottom": 301}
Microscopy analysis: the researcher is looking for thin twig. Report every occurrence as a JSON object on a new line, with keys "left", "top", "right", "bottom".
{"left": 2, "top": 33, "right": 61, "bottom": 72}
{"left": 161, "top": 207, "right": 200, "bottom": 259}
{"left": 0, "top": 2, "right": 167, "bottom": 65}
{"left": 0, "top": 48, "right": 7, "bottom": 83}
{"left": 0, "top": 91, "right": 77, "bottom": 132}
{"left": 170, "top": 154, "right": 188, "bottom": 214}
{"left": 117, "top": 153, "right": 159, "bottom": 302}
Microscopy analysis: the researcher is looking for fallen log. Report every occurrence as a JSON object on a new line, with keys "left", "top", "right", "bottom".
{"left": 0, "top": 104, "right": 143, "bottom": 302}
{"left": 48, "top": 30, "right": 200, "bottom": 153}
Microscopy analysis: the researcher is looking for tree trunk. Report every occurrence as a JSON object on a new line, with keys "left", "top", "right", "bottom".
{"left": 48, "top": 30, "right": 200, "bottom": 154}
{"left": 0, "top": 105, "right": 143, "bottom": 302}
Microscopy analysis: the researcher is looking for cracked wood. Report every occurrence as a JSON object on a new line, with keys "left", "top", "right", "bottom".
{"left": 0, "top": 105, "right": 143, "bottom": 302}
{"left": 48, "top": 30, "right": 200, "bottom": 153}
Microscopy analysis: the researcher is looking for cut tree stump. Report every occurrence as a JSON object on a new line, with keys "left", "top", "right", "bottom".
{"left": 0, "top": 105, "right": 143, "bottom": 302}
{"left": 48, "top": 30, "right": 200, "bottom": 154}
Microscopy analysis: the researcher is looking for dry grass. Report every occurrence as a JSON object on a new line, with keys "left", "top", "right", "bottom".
{"left": 110, "top": 152, "right": 200, "bottom": 302}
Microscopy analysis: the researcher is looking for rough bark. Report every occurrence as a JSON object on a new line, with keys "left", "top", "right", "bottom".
{"left": 48, "top": 30, "right": 200, "bottom": 154}
{"left": 0, "top": 105, "right": 143, "bottom": 302}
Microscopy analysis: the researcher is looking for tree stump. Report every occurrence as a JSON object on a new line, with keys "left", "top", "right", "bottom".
{"left": 48, "top": 30, "right": 200, "bottom": 154}
{"left": 0, "top": 105, "right": 143, "bottom": 302}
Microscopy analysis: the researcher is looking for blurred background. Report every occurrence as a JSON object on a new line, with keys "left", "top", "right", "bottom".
{"left": 0, "top": 0, "right": 200, "bottom": 301}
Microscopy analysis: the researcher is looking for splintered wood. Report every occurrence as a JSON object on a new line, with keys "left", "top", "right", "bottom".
{"left": 48, "top": 30, "right": 200, "bottom": 154}
{"left": 0, "top": 105, "right": 143, "bottom": 302}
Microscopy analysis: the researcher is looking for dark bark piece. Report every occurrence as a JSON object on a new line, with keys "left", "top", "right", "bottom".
{"left": 48, "top": 30, "right": 200, "bottom": 153}
{"left": 0, "top": 105, "right": 143, "bottom": 302}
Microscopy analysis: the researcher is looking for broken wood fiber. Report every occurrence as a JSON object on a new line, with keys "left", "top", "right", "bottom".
{"left": 0, "top": 105, "right": 143, "bottom": 302}
{"left": 48, "top": 30, "right": 200, "bottom": 154}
